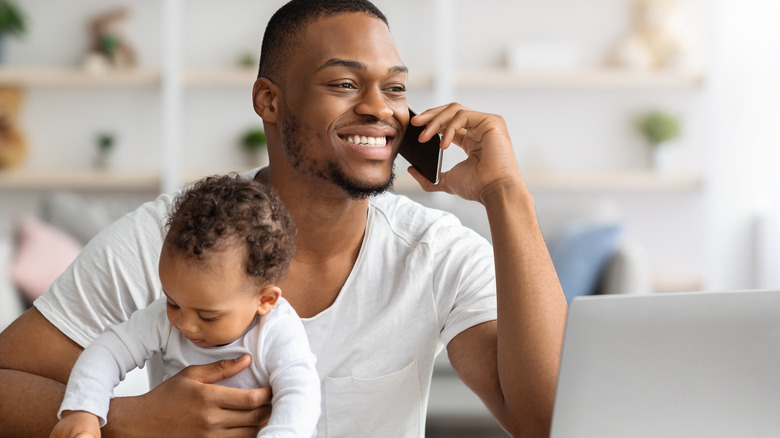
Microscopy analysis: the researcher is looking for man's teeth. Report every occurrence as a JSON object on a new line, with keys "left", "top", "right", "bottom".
{"left": 346, "top": 135, "right": 387, "bottom": 147}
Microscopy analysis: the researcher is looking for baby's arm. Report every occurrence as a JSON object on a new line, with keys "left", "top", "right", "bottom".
{"left": 57, "top": 299, "right": 167, "bottom": 428}
{"left": 259, "top": 309, "right": 321, "bottom": 437}
{"left": 50, "top": 410, "right": 101, "bottom": 438}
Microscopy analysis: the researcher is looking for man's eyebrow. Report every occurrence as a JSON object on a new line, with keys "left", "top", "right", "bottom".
{"left": 316, "top": 58, "right": 408, "bottom": 74}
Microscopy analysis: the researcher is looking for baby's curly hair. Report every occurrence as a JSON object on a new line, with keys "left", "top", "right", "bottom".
{"left": 164, "top": 174, "right": 296, "bottom": 286}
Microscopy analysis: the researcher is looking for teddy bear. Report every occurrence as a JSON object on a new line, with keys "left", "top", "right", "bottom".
{"left": 0, "top": 86, "right": 27, "bottom": 170}
{"left": 610, "top": 0, "right": 686, "bottom": 71}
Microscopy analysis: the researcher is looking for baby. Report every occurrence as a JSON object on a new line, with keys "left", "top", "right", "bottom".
{"left": 50, "top": 174, "right": 320, "bottom": 438}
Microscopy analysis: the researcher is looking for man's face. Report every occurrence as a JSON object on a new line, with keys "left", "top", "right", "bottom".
{"left": 278, "top": 13, "right": 409, "bottom": 199}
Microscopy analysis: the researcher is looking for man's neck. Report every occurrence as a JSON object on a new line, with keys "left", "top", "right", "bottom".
{"left": 256, "top": 166, "right": 371, "bottom": 261}
{"left": 256, "top": 166, "right": 373, "bottom": 317}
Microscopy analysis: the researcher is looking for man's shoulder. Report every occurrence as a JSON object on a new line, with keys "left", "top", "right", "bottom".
{"left": 368, "top": 192, "right": 473, "bottom": 245}
{"left": 371, "top": 192, "right": 454, "bottom": 225}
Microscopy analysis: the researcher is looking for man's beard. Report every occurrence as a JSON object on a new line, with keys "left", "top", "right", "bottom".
{"left": 280, "top": 109, "right": 395, "bottom": 200}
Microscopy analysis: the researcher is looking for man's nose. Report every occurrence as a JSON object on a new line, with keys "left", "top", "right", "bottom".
{"left": 355, "top": 86, "right": 393, "bottom": 121}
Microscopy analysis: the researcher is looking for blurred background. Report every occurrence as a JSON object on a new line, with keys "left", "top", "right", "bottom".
{"left": 0, "top": 0, "right": 779, "bottom": 436}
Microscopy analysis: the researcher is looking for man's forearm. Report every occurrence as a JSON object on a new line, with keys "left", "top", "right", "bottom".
{"left": 0, "top": 369, "right": 66, "bottom": 437}
{"left": 482, "top": 181, "right": 568, "bottom": 434}
{"left": 0, "top": 369, "right": 150, "bottom": 438}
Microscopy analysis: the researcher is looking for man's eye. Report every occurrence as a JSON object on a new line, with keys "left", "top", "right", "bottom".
{"left": 331, "top": 82, "right": 355, "bottom": 89}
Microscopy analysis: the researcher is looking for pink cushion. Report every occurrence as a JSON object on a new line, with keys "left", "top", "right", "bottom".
{"left": 11, "top": 215, "right": 83, "bottom": 301}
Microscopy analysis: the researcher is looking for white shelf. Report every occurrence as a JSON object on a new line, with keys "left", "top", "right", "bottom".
{"left": 0, "top": 67, "right": 161, "bottom": 87}
{"left": 524, "top": 170, "right": 704, "bottom": 191}
{"left": 0, "top": 67, "right": 702, "bottom": 90}
{"left": 0, "top": 170, "right": 161, "bottom": 191}
{"left": 653, "top": 274, "right": 703, "bottom": 293}
{"left": 184, "top": 68, "right": 257, "bottom": 87}
{"left": 393, "top": 170, "right": 703, "bottom": 193}
{"left": 454, "top": 68, "right": 705, "bottom": 89}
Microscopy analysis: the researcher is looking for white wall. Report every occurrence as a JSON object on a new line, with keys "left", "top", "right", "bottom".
{"left": 703, "top": 0, "right": 780, "bottom": 290}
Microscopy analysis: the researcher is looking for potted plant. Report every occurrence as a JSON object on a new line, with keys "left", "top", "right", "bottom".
{"left": 0, "top": 0, "right": 26, "bottom": 63}
{"left": 94, "top": 132, "right": 116, "bottom": 169}
{"left": 0, "top": 0, "right": 27, "bottom": 64}
{"left": 240, "top": 126, "right": 268, "bottom": 168}
{"left": 634, "top": 110, "right": 681, "bottom": 170}
{"left": 238, "top": 51, "right": 258, "bottom": 69}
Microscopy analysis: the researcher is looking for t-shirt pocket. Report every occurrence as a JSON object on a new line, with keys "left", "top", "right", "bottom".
{"left": 323, "top": 360, "right": 422, "bottom": 437}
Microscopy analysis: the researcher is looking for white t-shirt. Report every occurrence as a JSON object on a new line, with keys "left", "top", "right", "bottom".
{"left": 35, "top": 168, "right": 498, "bottom": 437}
{"left": 58, "top": 297, "right": 320, "bottom": 437}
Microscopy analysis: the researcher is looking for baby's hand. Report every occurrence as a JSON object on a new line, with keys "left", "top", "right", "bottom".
{"left": 49, "top": 410, "right": 101, "bottom": 438}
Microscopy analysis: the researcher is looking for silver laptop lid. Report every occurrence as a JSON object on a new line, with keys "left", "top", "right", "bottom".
{"left": 551, "top": 289, "right": 780, "bottom": 438}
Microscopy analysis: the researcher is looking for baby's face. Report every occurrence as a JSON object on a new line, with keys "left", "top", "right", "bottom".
{"left": 159, "top": 244, "right": 265, "bottom": 348}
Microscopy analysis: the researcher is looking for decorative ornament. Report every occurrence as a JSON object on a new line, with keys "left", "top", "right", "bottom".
{"left": 0, "top": 86, "right": 27, "bottom": 170}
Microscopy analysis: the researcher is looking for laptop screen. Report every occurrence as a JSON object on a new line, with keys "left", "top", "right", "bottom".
{"left": 551, "top": 289, "right": 780, "bottom": 438}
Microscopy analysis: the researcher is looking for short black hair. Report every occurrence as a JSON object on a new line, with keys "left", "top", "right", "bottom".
{"left": 258, "top": 0, "right": 388, "bottom": 80}
{"left": 165, "top": 174, "right": 296, "bottom": 286}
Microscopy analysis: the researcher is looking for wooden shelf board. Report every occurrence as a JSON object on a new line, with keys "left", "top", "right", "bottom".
{"left": 455, "top": 68, "right": 705, "bottom": 89}
{"left": 184, "top": 68, "right": 258, "bottom": 87}
{"left": 0, "top": 170, "right": 161, "bottom": 191}
{"left": 394, "top": 170, "right": 703, "bottom": 193}
{"left": 0, "top": 67, "right": 703, "bottom": 90}
{"left": 0, "top": 67, "right": 161, "bottom": 87}
{"left": 525, "top": 171, "right": 704, "bottom": 191}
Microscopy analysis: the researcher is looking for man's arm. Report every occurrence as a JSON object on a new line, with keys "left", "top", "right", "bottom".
{"left": 0, "top": 309, "right": 272, "bottom": 438}
{"left": 0, "top": 308, "right": 81, "bottom": 437}
{"left": 410, "top": 104, "right": 568, "bottom": 438}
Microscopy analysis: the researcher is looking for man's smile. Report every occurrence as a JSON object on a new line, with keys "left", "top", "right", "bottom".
{"left": 344, "top": 134, "right": 387, "bottom": 147}
{"left": 336, "top": 125, "right": 398, "bottom": 160}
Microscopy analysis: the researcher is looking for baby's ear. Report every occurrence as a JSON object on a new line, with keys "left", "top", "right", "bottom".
{"left": 257, "top": 286, "right": 281, "bottom": 315}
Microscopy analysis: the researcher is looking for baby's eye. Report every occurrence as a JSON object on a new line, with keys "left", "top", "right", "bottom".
{"left": 200, "top": 315, "right": 218, "bottom": 322}
{"left": 166, "top": 301, "right": 179, "bottom": 309}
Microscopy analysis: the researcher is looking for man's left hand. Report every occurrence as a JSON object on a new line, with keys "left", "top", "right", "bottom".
{"left": 406, "top": 103, "right": 525, "bottom": 204}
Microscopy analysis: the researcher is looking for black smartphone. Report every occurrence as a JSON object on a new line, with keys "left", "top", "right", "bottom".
{"left": 398, "top": 107, "right": 443, "bottom": 184}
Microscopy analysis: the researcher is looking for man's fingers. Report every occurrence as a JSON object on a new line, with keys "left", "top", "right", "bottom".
{"left": 416, "top": 104, "right": 479, "bottom": 150}
{"left": 407, "top": 167, "right": 439, "bottom": 193}
{"left": 218, "top": 403, "right": 273, "bottom": 430}
{"left": 210, "top": 385, "right": 272, "bottom": 410}
{"left": 184, "top": 354, "right": 252, "bottom": 384}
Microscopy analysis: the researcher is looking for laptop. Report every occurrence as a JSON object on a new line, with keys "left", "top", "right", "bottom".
{"left": 550, "top": 289, "right": 780, "bottom": 438}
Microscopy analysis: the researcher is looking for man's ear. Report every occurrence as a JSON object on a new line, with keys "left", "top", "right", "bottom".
{"left": 257, "top": 285, "right": 282, "bottom": 316}
{"left": 252, "top": 78, "right": 280, "bottom": 123}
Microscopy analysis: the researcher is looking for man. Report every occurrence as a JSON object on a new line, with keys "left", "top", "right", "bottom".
{"left": 0, "top": 1, "right": 567, "bottom": 437}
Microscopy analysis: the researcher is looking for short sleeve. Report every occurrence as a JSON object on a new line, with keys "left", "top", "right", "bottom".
{"left": 432, "top": 218, "right": 498, "bottom": 347}
{"left": 33, "top": 193, "right": 175, "bottom": 348}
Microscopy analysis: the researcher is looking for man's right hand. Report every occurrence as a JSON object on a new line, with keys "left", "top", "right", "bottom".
{"left": 104, "top": 354, "right": 272, "bottom": 438}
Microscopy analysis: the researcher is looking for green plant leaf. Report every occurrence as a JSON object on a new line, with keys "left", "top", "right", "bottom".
{"left": 635, "top": 110, "right": 681, "bottom": 147}
{"left": 0, "top": 1, "right": 26, "bottom": 38}
{"left": 241, "top": 127, "right": 266, "bottom": 150}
